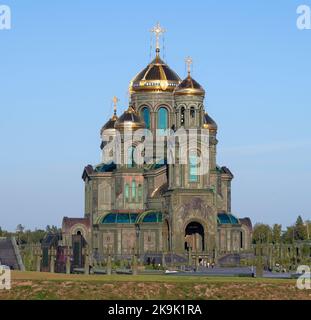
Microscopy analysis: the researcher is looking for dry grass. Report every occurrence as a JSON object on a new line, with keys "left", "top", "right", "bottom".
{"left": 0, "top": 271, "right": 310, "bottom": 300}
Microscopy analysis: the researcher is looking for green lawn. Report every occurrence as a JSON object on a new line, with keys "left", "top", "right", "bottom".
{"left": 0, "top": 271, "right": 308, "bottom": 300}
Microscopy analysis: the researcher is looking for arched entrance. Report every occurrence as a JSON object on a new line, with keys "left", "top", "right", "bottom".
{"left": 185, "top": 222, "right": 204, "bottom": 252}
{"left": 72, "top": 231, "right": 85, "bottom": 268}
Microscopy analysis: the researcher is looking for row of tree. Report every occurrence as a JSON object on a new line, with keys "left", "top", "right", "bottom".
{"left": 1, "top": 216, "right": 310, "bottom": 245}
{"left": 252, "top": 216, "right": 310, "bottom": 244}
{"left": 0, "top": 224, "right": 60, "bottom": 245}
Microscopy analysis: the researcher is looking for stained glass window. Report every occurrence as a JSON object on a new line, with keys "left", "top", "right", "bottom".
{"left": 141, "top": 107, "right": 151, "bottom": 129}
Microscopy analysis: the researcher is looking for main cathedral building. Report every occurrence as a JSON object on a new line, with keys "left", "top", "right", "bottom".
{"left": 61, "top": 25, "right": 252, "bottom": 265}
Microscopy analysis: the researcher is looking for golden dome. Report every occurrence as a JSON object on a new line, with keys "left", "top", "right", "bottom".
{"left": 100, "top": 114, "right": 118, "bottom": 135}
{"left": 174, "top": 74, "right": 205, "bottom": 96}
{"left": 100, "top": 96, "right": 119, "bottom": 135}
{"left": 129, "top": 55, "right": 181, "bottom": 93}
{"left": 115, "top": 106, "right": 145, "bottom": 131}
{"left": 203, "top": 113, "right": 217, "bottom": 130}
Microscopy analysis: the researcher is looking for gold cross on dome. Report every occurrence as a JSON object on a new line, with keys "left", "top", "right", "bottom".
{"left": 112, "top": 96, "right": 119, "bottom": 114}
{"left": 151, "top": 22, "right": 166, "bottom": 52}
{"left": 185, "top": 56, "right": 193, "bottom": 75}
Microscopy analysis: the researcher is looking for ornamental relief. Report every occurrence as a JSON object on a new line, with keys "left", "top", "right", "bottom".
{"left": 175, "top": 197, "right": 216, "bottom": 233}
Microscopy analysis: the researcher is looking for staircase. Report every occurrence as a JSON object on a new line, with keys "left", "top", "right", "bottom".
{"left": 0, "top": 237, "right": 25, "bottom": 270}
{"left": 142, "top": 253, "right": 188, "bottom": 265}
{"left": 218, "top": 253, "right": 241, "bottom": 267}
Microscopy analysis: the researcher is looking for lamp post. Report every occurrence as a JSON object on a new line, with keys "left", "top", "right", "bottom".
{"left": 135, "top": 223, "right": 140, "bottom": 259}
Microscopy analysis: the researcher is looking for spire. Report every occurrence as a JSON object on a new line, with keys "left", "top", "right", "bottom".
{"left": 112, "top": 96, "right": 119, "bottom": 117}
{"left": 185, "top": 56, "right": 193, "bottom": 77}
{"left": 150, "top": 22, "right": 166, "bottom": 58}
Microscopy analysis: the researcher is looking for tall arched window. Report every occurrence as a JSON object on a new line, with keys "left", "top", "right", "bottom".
{"left": 190, "top": 107, "right": 195, "bottom": 118}
{"left": 189, "top": 153, "right": 199, "bottom": 182}
{"left": 180, "top": 107, "right": 185, "bottom": 126}
{"left": 132, "top": 180, "right": 137, "bottom": 200}
{"left": 127, "top": 146, "right": 135, "bottom": 168}
{"left": 141, "top": 107, "right": 151, "bottom": 129}
{"left": 125, "top": 184, "right": 130, "bottom": 201}
{"left": 158, "top": 107, "right": 168, "bottom": 132}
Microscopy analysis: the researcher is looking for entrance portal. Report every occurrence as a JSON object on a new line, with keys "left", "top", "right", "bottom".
{"left": 72, "top": 233, "right": 85, "bottom": 268}
{"left": 185, "top": 222, "right": 204, "bottom": 252}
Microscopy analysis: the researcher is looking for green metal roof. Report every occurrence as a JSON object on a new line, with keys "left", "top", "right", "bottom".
{"left": 94, "top": 162, "right": 117, "bottom": 173}
{"left": 101, "top": 213, "right": 138, "bottom": 224}
{"left": 100, "top": 211, "right": 163, "bottom": 224}
{"left": 144, "top": 159, "right": 166, "bottom": 171}
{"left": 136, "top": 211, "right": 163, "bottom": 223}
{"left": 217, "top": 212, "right": 240, "bottom": 225}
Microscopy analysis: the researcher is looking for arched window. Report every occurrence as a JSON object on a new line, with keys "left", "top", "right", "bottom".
{"left": 127, "top": 146, "right": 135, "bottom": 168}
{"left": 190, "top": 107, "right": 195, "bottom": 119}
{"left": 180, "top": 107, "right": 185, "bottom": 126}
{"left": 141, "top": 107, "right": 151, "bottom": 129}
{"left": 125, "top": 184, "right": 130, "bottom": 201}
{"left": 132, "top": 180, "right": 137, "bottom": 200}
{"left": 158, "top": 107, "right": 168, "bottom": 131}
{"left": 189, "top": 153, "right": 199, "bottom": 182}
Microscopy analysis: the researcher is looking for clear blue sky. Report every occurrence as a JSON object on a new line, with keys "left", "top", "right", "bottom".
{"left": 0, "top": 0, "right": 310, "bottom": 231}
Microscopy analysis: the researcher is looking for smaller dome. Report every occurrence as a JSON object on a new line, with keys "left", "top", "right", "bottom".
{"left": 174, "top": 74, "right": 205, "bottom": 96}
{"left": 100, "top": 114, "right": 118, "bottom": 135}
{"left": 203, "top": 113, "right": 217, "bottom": 130}
{"left": 115, "top": 106, "right": 145, "bottom": 131}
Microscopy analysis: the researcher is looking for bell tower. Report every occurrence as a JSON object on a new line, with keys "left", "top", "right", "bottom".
{"left": 165, "top": 57, "right": 219, "bottom": 255}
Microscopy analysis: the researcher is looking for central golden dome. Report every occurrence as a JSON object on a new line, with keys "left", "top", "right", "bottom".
{"left": 130, "top": 55, "right": 181, "bottom": 93}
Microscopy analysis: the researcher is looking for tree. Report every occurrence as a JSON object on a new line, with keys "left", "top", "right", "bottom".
{"left": 272, "top": 224, "right": 282, "bottom": 244}
{"left": 282, "top": 226, "right": 295, "bottom": 244}
{"left": 294, "top": 215, "right": 307, "bottom": 241}
{"left": 16, "top": 224, "right": 25, "bottom": 233}
{"left": 252, "top": 223, "right": 272, "bottom": 244}
{"left": 281, "top": 216, "right": 308, "bottom": 244}
{"left": 46, "top": 225, "right": 59, "bottom": 234}
{"left": 305, "top": 220, "right": 310, "bottom": 240}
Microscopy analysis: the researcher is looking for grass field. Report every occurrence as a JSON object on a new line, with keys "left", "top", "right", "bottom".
{"left": 0, "top": 271, "right": 310, "bottom": 300}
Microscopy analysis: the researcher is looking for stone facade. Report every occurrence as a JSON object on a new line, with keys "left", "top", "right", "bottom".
{"left": 60, "top": 40, "right": 252, "bottom": 264}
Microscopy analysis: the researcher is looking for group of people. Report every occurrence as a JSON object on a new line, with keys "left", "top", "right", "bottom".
{"left": 199, "top": 259, "right": 215, "bottom": 268}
